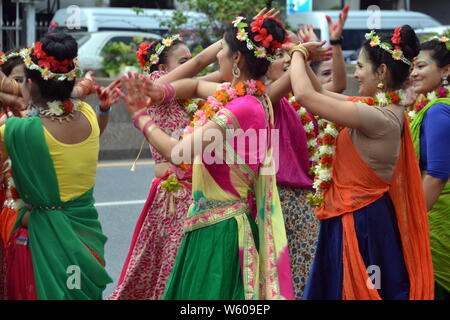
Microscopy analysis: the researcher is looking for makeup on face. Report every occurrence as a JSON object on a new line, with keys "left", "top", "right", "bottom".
{"left": 411, "top": 51, "right": 442, "bottom": 94}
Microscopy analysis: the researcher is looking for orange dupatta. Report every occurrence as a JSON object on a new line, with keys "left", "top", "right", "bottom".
{"left": 315, "top": 114, "right": 434, "bottom": 300}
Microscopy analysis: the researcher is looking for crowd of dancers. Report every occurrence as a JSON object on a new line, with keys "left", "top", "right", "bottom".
{"left": 0, "top": 6, "right": 448, "bottom": 300}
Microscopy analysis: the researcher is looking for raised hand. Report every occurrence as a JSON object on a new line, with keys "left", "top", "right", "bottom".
{"left": 326, "top": 5, "right": 349, "bottom": 41}
{"left": 298, "top": 24, "right": 319, "bottom": 43}
{"left": 116, "top": 72, "right": 151, "bottom": 116}
{"left": 303, "top": 41, "right": 333, "bottom": 61}
{"left": 95, "top": 78, "right": 121, "bottom": 110}
{"left": 254, "top": 7, "right": 280, "bottom": 19}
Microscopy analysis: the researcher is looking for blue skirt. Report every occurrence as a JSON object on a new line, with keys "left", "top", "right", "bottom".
{"left": 303, "top": 193, "right": 410, "bottom": 300}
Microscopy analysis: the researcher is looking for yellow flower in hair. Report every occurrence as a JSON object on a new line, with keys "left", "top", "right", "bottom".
{"left": 237, "top": 30, "right": 248, "bottom": 41}
{"left": 162, "top": 38, "right": 173, "bottom": 47}
{"left": 42, "top": 69, "right": 51, "bottom": 80}
{"left": 370, "top": 35, "right": 380, "bottom": 47}
{"left": 392, "top": 49, "right": 403, "bottom": 61}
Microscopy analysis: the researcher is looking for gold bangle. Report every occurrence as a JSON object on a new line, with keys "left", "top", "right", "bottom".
{"left": 289, "top": 44, "right": 309, "bottom": 60}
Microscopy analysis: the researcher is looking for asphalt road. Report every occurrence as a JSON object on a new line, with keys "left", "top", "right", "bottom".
{"left": 94, "top": 160, "right": 155, "bottom": 299}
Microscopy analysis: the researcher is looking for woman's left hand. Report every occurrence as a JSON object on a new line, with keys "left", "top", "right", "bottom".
{"left": 95, "top": 78, "right": 121, "bottom": 111}
{"left": 116, "top": 72, "right": 151, "bottom": 117}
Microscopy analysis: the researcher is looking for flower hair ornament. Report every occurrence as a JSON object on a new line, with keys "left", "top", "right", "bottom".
{"left": 430, "top": 35, "right": 450, "bottom": 51}
{"left": 0, "top": 51, "right": 20, "bottom": 65}
{"left": 232, "top": 16, "right": 286, "bottom": 63}
{"left": 137, "top": 34, "right": 181, "bottom": 73}
{"left": 19, "top": 42, "right": 81, "bottom": 81}
{"left": 365, "top": 29, "right": 411, "bottom": 66}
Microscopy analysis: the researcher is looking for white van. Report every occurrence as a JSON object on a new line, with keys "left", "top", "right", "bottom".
{"left": 286, "top": 10, "right": 441, "bottom": 59}
{"left": 50, "top": 7, "right": 207, "bottom": 36}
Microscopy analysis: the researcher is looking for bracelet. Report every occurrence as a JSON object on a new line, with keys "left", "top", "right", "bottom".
{"left": 330, "top": 37, "right": 343, "bottom": 45}
{"left": 289, "top": 44, "right": 309, "bottom": 60}
{"left": 95, "top": 104, "right": 112, "bottom": 115}
{"left": 141, "top": 119, "right": 157, "bottom": 138}
{"left": 160, "top": 83, "right": 175, "bottom": 104}
{"left": 133, "top": 109, "right": 149, "bottom": 129}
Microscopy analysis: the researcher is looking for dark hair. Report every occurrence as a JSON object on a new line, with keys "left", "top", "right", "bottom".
{"left": 420, "top": 39, "right": 450, "bottom": 68}
{"left": 24, "top": 32, "right": 78, "bottom": 101}
{"left": 0, "top": 49, "right": 23, "bottom": 76}
{"left": 362, "top": 25, "right": 420, "bottom": 89}
{"left": 224, "top": 17, "right": 286, "bottom": 78}
{"left": 310, "top": 61, "right": 323, "bottom": 74}
{"left": 143, "top": 39, "right": 185, "bottom": 73}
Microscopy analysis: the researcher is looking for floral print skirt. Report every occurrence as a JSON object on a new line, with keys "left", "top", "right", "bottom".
{"left": 278, "top": 185, "right": 320, "bottom": 300}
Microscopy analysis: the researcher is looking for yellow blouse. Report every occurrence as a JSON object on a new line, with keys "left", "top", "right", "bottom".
{"left": 0, "top": 102, "right": 99, "bottom": 202}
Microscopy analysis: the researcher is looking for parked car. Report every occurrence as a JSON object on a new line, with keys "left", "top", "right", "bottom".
{"left": 72, "top": 31, "right": 161, "bottom": 73}
{"left": 50, "top": 7, "right": 207, "bottom": 35}
{"left": 286, "top": 10, "right": 442, "bottom": 63}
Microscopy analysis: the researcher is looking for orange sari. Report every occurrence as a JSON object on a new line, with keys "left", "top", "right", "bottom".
{"left": 315, "top": 114, "right": 434, "bottom": 300}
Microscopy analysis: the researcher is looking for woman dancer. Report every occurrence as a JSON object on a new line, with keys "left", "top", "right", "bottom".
{"left": 290, "top": 26, "right": 434, "bottom": 299}
{"left": 110, "top": 35, "right": 223, "bottom": 300}
{"left": 3, "top": 32, "right": 112, "bottom": 299}
{"left": 118, "top": 13, "right": 298, "bottom": 300}
{"left": 409, "top": 36, "right": 450, "bottom": 299}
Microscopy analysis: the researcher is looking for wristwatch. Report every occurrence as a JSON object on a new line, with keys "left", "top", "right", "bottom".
{"left": 329, "top": 37, "right": 343, "bottom": 46}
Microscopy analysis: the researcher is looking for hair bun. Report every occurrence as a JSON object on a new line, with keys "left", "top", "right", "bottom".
{"left": 41, "top": 32, "right": 78, "bottom": 61}
{"left": 258, "top": 17, "right": 286, "bottom": 53}
{"left": 399, "top": 25, "right": 420, "bottom": 60}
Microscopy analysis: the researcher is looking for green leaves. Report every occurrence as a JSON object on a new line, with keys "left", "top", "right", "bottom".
{"left": 100, "top": 41, "right": 140, "bottom": 77}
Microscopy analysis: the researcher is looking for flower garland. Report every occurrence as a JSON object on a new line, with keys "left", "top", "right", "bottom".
{"left": 308, "top": 90, "right": 406, "bottom": 206}
{"left": 179, "top": 98, "right": 203, "bottom": 117}
{"left": 232, "top": 16, "right": 281, "bottom": 62}
{"left": 19, "top": 44, "right": 81, "bottom": 81}
{"left": 407, "top": 85, "right": 450, "bottom": 121}
{"left": 162, "top": 81, "right": 265, "bottom": 192}
{"left": 27, "top": 99, "right": 82, "bottom": 117}
{"left": 286, "top": 93, "right": 319, "bottom": 166}
{"left": 137, "top": 34, "right": 181, "bottom": 73}
{"left": 0, "top": 51, "right": 20, "bottom": 65}
{"left": 184, "top": 79, "right": 266, "bottom": 134}
{"left": 365, "top": 30, "right": 411, "bottom": 66}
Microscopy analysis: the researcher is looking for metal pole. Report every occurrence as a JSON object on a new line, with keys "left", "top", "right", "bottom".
{"left": 25, "top": 2, "right": 36, "bottom": 46}
{"left": 405, "top": 0, "right": 410, "bottom": 11}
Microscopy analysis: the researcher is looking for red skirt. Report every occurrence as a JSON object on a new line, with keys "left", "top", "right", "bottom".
{"left": 6, "top": 227, "right": 37, "bottom": 300}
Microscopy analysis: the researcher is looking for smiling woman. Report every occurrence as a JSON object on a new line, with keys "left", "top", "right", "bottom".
{"left": 409, "top": 37, "right": 450, "bottom": 300}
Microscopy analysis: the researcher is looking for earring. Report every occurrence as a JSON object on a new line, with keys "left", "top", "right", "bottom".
{"left": 442, "top": 76, "right": 449, "bottom": 86}
{"left": 377, "top": 82, "right": 385, "bottom": 90}
{"left": 232, "top": 63, "right": 241, "bottom": 78}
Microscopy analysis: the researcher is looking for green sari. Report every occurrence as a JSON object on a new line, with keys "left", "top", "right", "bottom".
{"left": 4, "top": 116, "right": 112, "bottom": 299}
{"left": 410, "top": 98, "right": 450, "bottom": 297}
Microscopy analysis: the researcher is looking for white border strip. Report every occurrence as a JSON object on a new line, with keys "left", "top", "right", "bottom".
{"left": 95, "top": 200, "right": 146, "bottom": 207}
